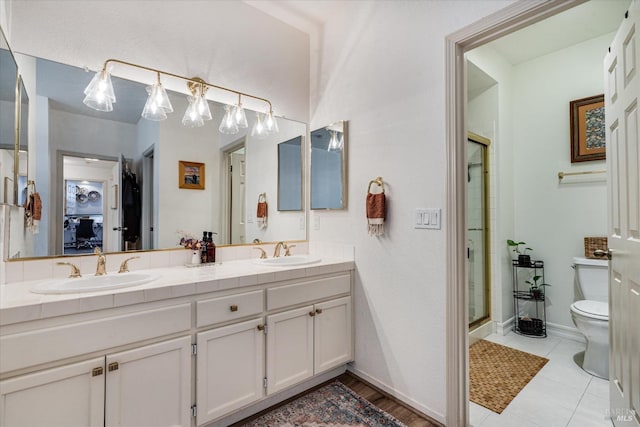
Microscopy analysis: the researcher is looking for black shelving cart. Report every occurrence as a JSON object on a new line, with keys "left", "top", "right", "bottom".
{"left": 512, "top": 259, "right": 547, "bottom": 337}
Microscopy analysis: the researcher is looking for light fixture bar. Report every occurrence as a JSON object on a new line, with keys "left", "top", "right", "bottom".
{"left": 98, "top": 58, "right": 274, "bottom": 112}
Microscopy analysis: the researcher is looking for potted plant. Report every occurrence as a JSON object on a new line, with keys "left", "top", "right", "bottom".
{"left": 526, "top": 275, "right": 551, "bottom": 299}
{"left": 507, "top": 239, "right": 533, "bottom": 266}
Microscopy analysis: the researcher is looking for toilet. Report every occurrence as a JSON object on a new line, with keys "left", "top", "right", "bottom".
{"left": 570, "top": 257, "right": 609, "bottom": 379}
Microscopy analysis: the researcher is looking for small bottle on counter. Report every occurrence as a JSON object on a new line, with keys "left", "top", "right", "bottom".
{"left": 201, "top": 232, "right": 209, "bottom": 264}
{"left": 207, "top": 231, "right": 216, "bottom": 263}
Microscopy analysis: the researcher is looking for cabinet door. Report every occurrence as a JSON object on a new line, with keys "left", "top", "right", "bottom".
{"left": 266, "top": 305, "right": 314, "bottom": 394}
{"left": 196, "top": 318, "right": 265, "bottom": 425}
{"left": 0, "top": 357, "right": 104, "bottom": 427}
{"left": 314, "top": 296, "right": 353, "bottom": 373}
{"left": 105, "top": 336, "right": 191, "bottom": 427}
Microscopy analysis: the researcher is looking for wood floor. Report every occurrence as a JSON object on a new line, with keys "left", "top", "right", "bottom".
{"left": 232, "top": 371, "right": 443, "bottom": 427}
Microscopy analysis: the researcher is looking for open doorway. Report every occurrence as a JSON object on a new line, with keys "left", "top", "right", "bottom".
{"left": 221, "top": 138, "right": 246, "bottom": 245}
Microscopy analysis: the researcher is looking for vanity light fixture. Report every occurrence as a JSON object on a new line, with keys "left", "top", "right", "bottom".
{"left": 83, "top": 59, "right": 278, "bottom": 135}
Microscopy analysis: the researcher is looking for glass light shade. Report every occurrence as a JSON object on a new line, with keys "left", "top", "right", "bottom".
{"left": 265, "top": 110, "right": 279, "bottom": 134}
{"left": 219, "top": 105, "right": 239, "bottom": 134}
{"left": 153, "top": 82, "right": 173, "bottom": 113}
{"left": 83, "top": 70, "right": 115, "bottom": 112}
{"left": 197, "top": 94, "right": 212, "bottom": 121}
{"left": 141, "top": 85, "right": 168, "bottom": 121}
{"left": 327, "top": 130, "right": 341, "bottom": 151}
{"left": 233, "top": 103, "right": 248, "bottom": 128}
{"left": 182, "top": 96, "right": 204, "bottom": 128}
{"left": 251, "top": 112, "right": 267, "bottom": 139}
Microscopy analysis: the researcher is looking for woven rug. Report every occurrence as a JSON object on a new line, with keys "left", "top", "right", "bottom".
{"left": 240, "top": 381, "right": 406, "bottom": 427}
{"left": 469, "top": 339, "right": 548, "bottom": 414}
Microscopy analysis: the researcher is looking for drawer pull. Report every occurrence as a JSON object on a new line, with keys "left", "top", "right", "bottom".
{"left": 108, "top": 362, "right": 119, "bottom": 372}
{"left": 257, "top": 324, "right": 265, "bottom": 331}
{"left": 92, "top": 367, "right": 104, "bottom": 377}
{"left": 309, "top": 311, "right": 316, "bottom": 317}
{"left": 230, "top": 304, "right": 238, "bottom": 312}
{"left": 315, "top": 308, "right": 323, "bottom": 314}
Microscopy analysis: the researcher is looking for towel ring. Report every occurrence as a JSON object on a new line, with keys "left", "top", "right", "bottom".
{"left": 258, "top": 192, "right": 267, "bottom": 203}
{"left": 367, "top": 177, "right": 385, "bottom": 193}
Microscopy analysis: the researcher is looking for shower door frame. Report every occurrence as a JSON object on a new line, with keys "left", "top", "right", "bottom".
{"left": 467, "top": 132, "right": 491, "bottom": 330}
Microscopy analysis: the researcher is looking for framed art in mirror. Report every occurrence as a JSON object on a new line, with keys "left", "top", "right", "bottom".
{"left": 179, "top": 161, "right": 205, "bottom": 190}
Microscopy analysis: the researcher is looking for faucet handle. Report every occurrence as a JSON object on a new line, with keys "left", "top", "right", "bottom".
{"left": 118, "top": 256, "right": 140, "bottom": 273}
{"left": 253, "top": 247, "right": 267, "bottom": 259}
{"left": 57, "top": 262, "right": 82, "bottom": 278}
{"left": 94, "top": 247, "right": 102, "bottom": 256}
{"left": 284, "top": 244, "right": 296, "bottom": 256}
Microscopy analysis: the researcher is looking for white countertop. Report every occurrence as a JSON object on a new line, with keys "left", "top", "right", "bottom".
{"left": 0, "top": 257, "right": 354, "bottom": 326}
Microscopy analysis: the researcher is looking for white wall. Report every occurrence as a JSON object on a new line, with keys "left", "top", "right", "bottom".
{"left": 308, "top": 1, "right": 516, "bottom": 421}
{"left": 512, "top": 33, "right": 611, "bottom": 329}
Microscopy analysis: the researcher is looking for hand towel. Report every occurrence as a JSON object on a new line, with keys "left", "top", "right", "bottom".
{"left": 24, "top": 192, "right": 42, "bottom": 233}
{"left": 366, "top": 192, "right": 385, "bottom": 236}
{"left": 257, "top": 193, "right": 268, "bottom": 230}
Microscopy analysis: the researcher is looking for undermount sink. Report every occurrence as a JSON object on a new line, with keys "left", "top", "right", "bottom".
{"left": 253, "top": 255, "right": 321, "bottom": 267}
{"left": 31, "top": 273, "right": 156, "bottom": 295}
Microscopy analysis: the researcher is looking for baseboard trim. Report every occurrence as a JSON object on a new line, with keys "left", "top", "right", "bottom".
{"left": 469, "top": 320, "right": 494, "bottom": 345}
{"left": 546, "top": 321, "right": 585, "bottom": 343}
{"left": 346, "top": 365, "right": 446, "bottom": 425}
{"left": 496, "top": 316, "right": 514, "bottom": 335}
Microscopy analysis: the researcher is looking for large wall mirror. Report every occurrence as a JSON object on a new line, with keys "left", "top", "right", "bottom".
{"left": 310, "top": 120, "right": 347, "bottom": 210}
{"left": 5, "top": 54, "right": 307, "bottom": 260}
{"left": 0, "top": 27, "right": 18, "bottom": 205}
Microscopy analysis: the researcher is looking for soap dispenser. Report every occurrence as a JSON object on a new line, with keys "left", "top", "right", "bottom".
{"left": 201, "top": 231, "right": 209, "bottom": 264}
{"left": 207, "top": 231, "right": 216, "bottom": 263}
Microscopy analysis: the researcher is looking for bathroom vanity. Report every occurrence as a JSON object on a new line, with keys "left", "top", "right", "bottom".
{"left": 0, "top": 256, "right": 354, "bottom": 427}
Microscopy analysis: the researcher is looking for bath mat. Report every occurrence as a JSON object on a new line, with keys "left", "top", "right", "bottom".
{"left": 239, "top": 381, "right": 406, "bottom": 426}
{"left": 469, "top": 339, "right": 548, "bottom": 414}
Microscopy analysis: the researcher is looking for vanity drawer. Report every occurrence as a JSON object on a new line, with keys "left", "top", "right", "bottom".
{"left": 197, "top": 290, "right": 264, "bottom": 328}
{"left": 267, "top": 274, "right": 350, "bottom": 311}
{"left": 0, "top": 303, "right": 191, "bottom": 374}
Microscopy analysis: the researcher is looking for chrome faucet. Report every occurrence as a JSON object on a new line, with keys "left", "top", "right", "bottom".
{"left": 57, "top": 261, "right": 82, "bottom": 278}
{"left": 94, "top": 247, "right": 107, "bottom": 276}
{"left": 273, "top": 242, "right": 285, "bottom": 258}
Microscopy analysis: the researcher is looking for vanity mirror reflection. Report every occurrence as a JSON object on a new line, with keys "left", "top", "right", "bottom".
{"left": 278, "top": 136, "right": 303, "bottom": 211}
{"left": 0, "top": 27, "right": 18, "bottom": 205}
{"left": 310, "top": 120, "right": 347, "bottom": 210}
{"left": 6, "top": 54, "right": 307, "bottom": 260}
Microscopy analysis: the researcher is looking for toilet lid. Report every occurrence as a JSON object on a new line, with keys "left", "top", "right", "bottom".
{"left": 572, "top": 300, "right": 608, "bottom": 320}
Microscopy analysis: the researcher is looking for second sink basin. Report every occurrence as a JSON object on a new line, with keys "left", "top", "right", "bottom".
{"left": 253, "top": 255, "right": 321, "bottom": 267}
{"left": 31, "top": 273, "right": 156, "bottom": 295}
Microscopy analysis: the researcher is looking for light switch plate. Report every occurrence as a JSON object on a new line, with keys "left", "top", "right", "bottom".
{"left": 414, "top": 208, "right": 441, "bottom": 229}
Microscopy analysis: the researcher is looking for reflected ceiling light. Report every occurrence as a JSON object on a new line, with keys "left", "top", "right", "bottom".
{"left": 83, "top": 59, "right": 278, "bottom": 136}
{"left": 219, "top": 105, "right": 239, "bottom": 134}
{"left": 251, "top": 112, "right": 267, "bottom": 139}
{"left": 233, "top": 94, "right": 248, "bottom": 129}
{"left": 327, "top": 130, "right": 341, "bottom": 151}
{"left": 83, "top": 69, "right": 115, "bottom": 112}
{"left": 182, "top": 96, "right": 204, "bottom": 128}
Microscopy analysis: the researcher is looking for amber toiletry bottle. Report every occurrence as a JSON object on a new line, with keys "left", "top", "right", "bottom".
{"left": 207, "top": 231, "right": 216, "bottom": 263}
{"left": 201, "top": 232, "right": 209, "bottom": 264}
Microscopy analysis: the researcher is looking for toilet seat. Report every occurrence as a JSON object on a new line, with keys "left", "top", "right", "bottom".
{"left": 571, "top": 300, "right": 608, "bottom": 321}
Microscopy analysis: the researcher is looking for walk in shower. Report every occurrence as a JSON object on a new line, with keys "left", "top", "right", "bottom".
{"left": 468, "top": 134, "right": 490, "bottom": 329}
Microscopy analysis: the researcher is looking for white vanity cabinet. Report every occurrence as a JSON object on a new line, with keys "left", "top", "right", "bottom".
{"left": 265, "top": 274, "right": 352, "bottom": 395}
{"left": 0, "top": 336, "right": 191, "bottom": 427}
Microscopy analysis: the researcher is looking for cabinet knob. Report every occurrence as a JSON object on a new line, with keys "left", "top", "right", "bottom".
{"left": 257, "top": 324, "right": 265, "bottom": 331}
{"left": 308, "top": 311, "right": 316, "bottom": 317}
{"left": 108, "top": 362, "right": 119, "bottom": 372}
{"left": 230, "top": 304, "right": 238, "bottom": 312}
{"left": 92, "top": 367, "right": 104, "bottom": 377}
{"left": 315, "top": 308, "right": 323, "bottom": 315}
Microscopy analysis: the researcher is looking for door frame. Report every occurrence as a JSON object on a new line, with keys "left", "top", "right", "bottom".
{"left": 444, "top": 1, "right": 587, "bottom": 425}
{"left": 220, "top": 137, "right": 246, "bottom": 245}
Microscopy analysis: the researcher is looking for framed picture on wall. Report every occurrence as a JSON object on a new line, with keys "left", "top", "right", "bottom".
{"left": 178, "top": 161, "right": 205, "bottom": 190}
{"left": 570, "top": 94, "right": 605, "bottom": 163}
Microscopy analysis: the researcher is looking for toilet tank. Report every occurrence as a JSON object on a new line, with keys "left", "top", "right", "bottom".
{"left": 573, "top": 257, "right": 609, "bottom": 302}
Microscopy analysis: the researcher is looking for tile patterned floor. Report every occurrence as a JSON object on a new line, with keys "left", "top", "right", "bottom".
{"left": 470, "top": 332, "right": 613, "bottom": 427}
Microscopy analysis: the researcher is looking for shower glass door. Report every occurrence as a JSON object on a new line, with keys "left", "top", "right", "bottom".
{"left": 468, "top": 135, "right": 490, "bottom": 328}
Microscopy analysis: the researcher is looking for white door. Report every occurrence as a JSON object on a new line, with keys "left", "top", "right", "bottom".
{"left": 0, "top": 357, "right": 105, "bottom": 427}
{"left": 105, "top": 336, "right": 191, "bottom": 427}
{"left": 266, "top": 306, "right": 314, "bottom": 394}
{"left": 604, "top": 1, "right": 640, "bottom": 425}
{"left": 314, "top": 297, "right": 353, "bottom": 374}
{"left": 231, "top": 150, "right": 246, "bottom": 244}
{"left": 196, "top": 318, "right": 265, "bottom": 425}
